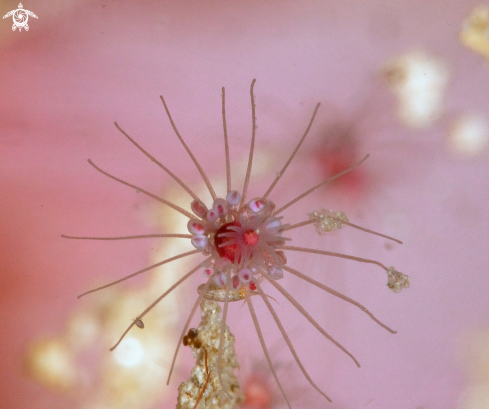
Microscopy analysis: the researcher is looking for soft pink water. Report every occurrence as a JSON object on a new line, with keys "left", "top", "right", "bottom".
{"left": 1, "top": 1, "right": 488, "bottom": 408}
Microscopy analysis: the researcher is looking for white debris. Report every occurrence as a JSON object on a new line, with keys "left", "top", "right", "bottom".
{"left": 383, "top": 51, "right": 449, "bottom": 128}
{"left": 448, "top": 114, "right": 489, "bottom": 156}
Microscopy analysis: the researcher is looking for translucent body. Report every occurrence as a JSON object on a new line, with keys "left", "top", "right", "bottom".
{"left": 65, "top": 80, "right": 409, "bottom": 408}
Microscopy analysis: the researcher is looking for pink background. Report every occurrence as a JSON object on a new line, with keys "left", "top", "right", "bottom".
{"left": 1, "top": 1, "right": 488, "bottom": 408}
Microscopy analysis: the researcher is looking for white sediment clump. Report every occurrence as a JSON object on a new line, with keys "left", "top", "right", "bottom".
{"left": 176, "top": 299, "right": 243, "bottom": 409}
{"left": 382, "top": 51, "right": 449, "bottom": 128}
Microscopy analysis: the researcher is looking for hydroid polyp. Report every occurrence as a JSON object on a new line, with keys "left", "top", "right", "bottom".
{"left": 63, "top": 79, "right": 410, "bottom": 407}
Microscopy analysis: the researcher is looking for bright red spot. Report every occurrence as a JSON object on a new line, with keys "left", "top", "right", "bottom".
{"left": 249, "top": 281, "right": 257, "bottom": 291}
{"left": 214, "top": 221, "right": 241, "bottom": 262}
{"left": 243, "top": 230, "right": 259, "bottom": 246}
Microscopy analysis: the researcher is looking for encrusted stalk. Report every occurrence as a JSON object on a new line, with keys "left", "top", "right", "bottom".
{"left": 176, "top": 299, "right": 243, "bottom": 409}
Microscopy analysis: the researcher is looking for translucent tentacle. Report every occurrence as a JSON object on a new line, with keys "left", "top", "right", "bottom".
{"left": 283, "top": 245, "right": 389, "bottom": 271}
{"left": 62, "top": 233, "right": 192, "bottom": 241}
{"left": 166, "top": 273, "right": 213, "bottom": 385}
{"left": 114, "top": 122, "right": 201, "bottom": 201}
{"left": 78, "top": 249, "right": 200, "bottom": 298}
{"left": 263, "top": 102, "right": 321, "bottom": 199}
{"left": 240, "top": 79, "right": 257, "bottom": 208}
{"left": 283, "top": 265, "right": 396, "bottom": 333}
{"left": 217, "top": 270, "right": 232, "bottom": 398}
{"left": 245, "top": 291, "right": 291, "bottom": 409}
{"left": 221, "top": 87, "right": 231, "bottom": 195}
{"left": 264, "top": 275, "right": 361, "bottom": 366}
{"left": 274, "top": 154, "right": 369, "bottom": 215}
{"left": 110, "top": 260, "right": 205, "bottom": 351}
{"left": 88, "top": 159, "right": 194, "bottom": 219}
{"left": 160, "top": 95, "right": 217, "bottom": 201}
{"left": 255, "top": 281, "right": 332, "bottom": 402}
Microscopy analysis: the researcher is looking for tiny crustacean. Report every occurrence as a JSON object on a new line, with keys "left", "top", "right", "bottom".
{"left": 63, "top": 79, "right": 409, "bottom": 407}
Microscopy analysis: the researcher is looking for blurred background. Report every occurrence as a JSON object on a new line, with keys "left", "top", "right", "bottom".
{"left": 1, "top": 1, "right": 488, "bottom": 408}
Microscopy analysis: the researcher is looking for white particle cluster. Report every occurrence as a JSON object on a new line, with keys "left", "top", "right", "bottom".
{"left": 309, "top": 209, "right": 349, "bottom": 234}
{"left": 386, "top": 267, "right": 410, "bottom": 293}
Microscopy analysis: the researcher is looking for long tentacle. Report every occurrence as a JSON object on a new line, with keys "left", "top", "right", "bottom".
{"left": 110, "top": 260, "right": 207, "bottom": 352}
{"left": 274, "top": 154, "right": 369, "bottom": 215}
{"left": 217, "top": 270, "right": 232, "bottom": 397}
{"left": 167, "top": 275, "right": 213, "bottom": 385}
{"left": 255, "top": 281, "right": 332, "bottom": 402}
{"left": 114, "top": 122, "right": 201, "bottom": 201}
{"left": 221, "top": 87, "right": 231, "bottom": 195}
{"left": 245, "top": 291, "right": 291, "bottom": 409}
{"left": 88, "top": 159, "right": 194, "bottom": 219}
{"left": 282, "top": 219, "right": 315, "bottom": 232}
{"left": 78, "top": 249, "right": 200, "bottom": 298}
{"left": 240, "top": 79, "right": 257, "bottom": 208}
{"left": 62, "top": 233, "right": 192, "bottom": 241}
{"left": 340, "top": 220, "right": 403, "bottom": 244}
{"left": 264, "top": 275, "right": 361, "bottom": 366}
{"left": 160, "top": 95, "right": 217, "bottom": 201}
{"left": 283, "top": 265, "right": 396, "bottom": 333}
{"left": 283, "top": 218, "right": 402, "bottom": 244}
{"left": 263, "top": 103, "right": 321, "bottom": 199}
{"left": 283, "top": 245, "right": 389, "bottom": 271}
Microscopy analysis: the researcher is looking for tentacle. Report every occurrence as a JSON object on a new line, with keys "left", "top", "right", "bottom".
{"left": 274, "top": 154, "right": 369, "bottom": 215}
{"left": 340, "top": 220, "right": 403, "bottom": 244}
{"left": 282, "top": 219, "right": 315, "bottom": 232}
{"left": 160, "top": 95, "right": 217, "bottom": 201}
{"left": 221, "top": 87, "right": 231, "bottom": 195}
{"left": 263, "top": 102, "right": 321, "bottom": 199}
{"left": 240, "top": 79, "right": 257, "bottom": 208}
{"left": 283, "top": 217, "right": 402, "bottom": 244}
{"left": 167, "top": 274, "right": 213, "bottom": 385}
{"left": 245, "top": 291, "right": 291, "bottom": 409}
{"left": 255, "top": 281, "right": 332, "bottom": 402}
{"left": 114, "top": 122, "right": 201, "bottom": 202}
{"left": 283, "top": 245, "right": 389, "bottom": 271}
{"left": 62, "top": 233, "right": 192, "bottom": 241}
{"left": 264, "top": 275, "right": 361, "bottom": 366}
{"left": 110, "top": 260, "right": 207, "bottom": 351}
{"left": 88, "top": 159, "right": 194, "bottom": 219}
{"left": 217, "top": 270, "right": 232, "bottom": 397}
{"left": 283, "top": 265, "right": 396, "bottom": 333}
{"left": 78, "top": 249, "right": 200, "bottom": 298}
